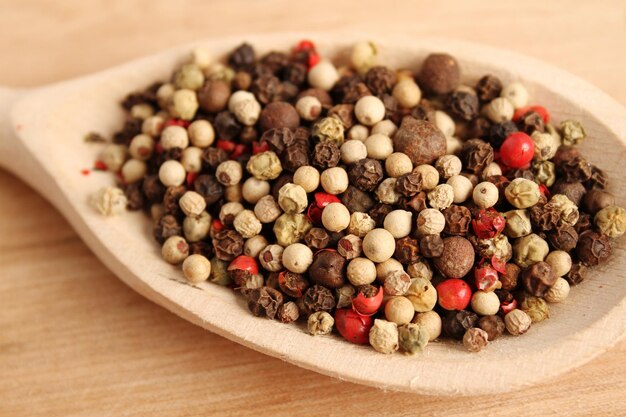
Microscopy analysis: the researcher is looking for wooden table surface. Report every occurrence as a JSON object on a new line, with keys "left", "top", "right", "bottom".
{"left": 1, "top": 1, "right": 625, "bottom": 415}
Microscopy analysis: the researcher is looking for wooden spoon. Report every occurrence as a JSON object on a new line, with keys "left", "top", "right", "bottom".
{"left": 1, "top": 32, "right": 625, "bottom": 395}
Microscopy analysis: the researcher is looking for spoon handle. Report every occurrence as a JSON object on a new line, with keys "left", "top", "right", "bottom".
{"left": 0, "top": 87, "right": 26, "bottom": 175}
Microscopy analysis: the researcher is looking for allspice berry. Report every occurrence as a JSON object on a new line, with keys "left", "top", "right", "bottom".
{"left": 418, "top": 53, "right": 461, "bottom": 95}
{"left": 308, "top": 249, "right": 347, "bottom": 289}
{"left": 434, "top": 237, "right": 474, "bottom": 278}
{"left": 259, "top": 101, "right": 300, "bottom": 132}
{"left": 393, "top": 117, "right": 446, "bottom": 166}
{"left": 576, "top": 230, "right": 612, "bottom": 266}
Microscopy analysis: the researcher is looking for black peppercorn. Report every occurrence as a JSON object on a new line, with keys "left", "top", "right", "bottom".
{"left": 201, "top": 147, "right": 229, "bottom": 171}
{"left": 557, "top": 156, "right": 592, "bottom": 183}
{"left": 340, "top": 185, "right": 376, "bottom": 214}
{"left": 214, "top": 111, "right": 242, "bottom": 141}
{"left": 251, "top": 74, "right": 281, "bottom": 104}
{"left": 124, "top": 181, "right": 145, "bottom": 211}
{"left": 461, "top": 139, "right": 494, "bottom": 175}
{"left": 446, "top": 91, "right": 479, "bottom": 121}
{"left": 419, "top": 235, "right": 444, "bottom": 258}
{"left": 576, "top": 230, "right": 611, "bottom": 266}
{"left": 260, "top": 127, "right": 294, "bottom": 155}
{"left": 304, "top": 227, "right": 331, "bottom": 250}
{"left": 189, "top": 241, "right": 213, "bottom": 258}
{"left": 228, "top": 42, "right": 256, "bottom": 71}
{"left": 348, "top": 158, "right": 384, "bottom": 192}
{"left": 163, "top": 185, "right": 187, "bottom": 218}
{"left": 283, "top": 62, "right": 307, "bottom": 86}
{"left": 328, "top": 104, "right": 356, "bottom": 129}
{"left": 142, "top": 174, "right": 166, "bottom": 203}
{"left": 442, "top": 205, "right": 471, "bottom": 236}
{"left": 516, "top": 110, "right": 545, "bottom": 135}
{"left": 364, "top": 65, "right": 397, "bottom": 96}
{"left": 212, "top": 230, "right": 244, "bottom": 262}
{"left": 586, "top": 165, "right": 609, "bottom": 190}
{"left": 394, "top": 236, "right": 421, "bottom": 265}
{"left": 308, "top": 250, "right": 346, "bottom": 289}
{"left": 488, "top": 121, "right": 518, "bottom": 149}
{"left": 312, "top": 141, "right": 341, "bottom": 169}
{"left": 467, "top": 117, "right": 492, "bottom": 140}
{"left": 522, "top": 261, "right": 557, "bottom": 297}
{"left": 303, "top": 285, "right": 336, "bottom": 314}
{"left": 442, "top": 310, "right": 478, "bottom": 340}
{"left": 369, "top": 203, "right": 394, "bottom": 228}
{"left": 193, "top": 174, "right": 224, "bottom": 206}
{"left": 395, "top": 172, "right": 423, "bottom": 197}
{"left": 246, "top": 286, "right": 283, "bottom": 319}
{"left": 281, "top": 143, "right": 309, "bottom": 172}
{"left": 477, "top": 315, "right": 505, "bottom": 341}
{"left": 278, "top": 271, "right": 310, "bottom": 298}
{"left": 548, "top": 225, "right": 579, "bottom": 252}
{"left": 565, "top": 262, "right": 588, "bottom": 286}
{"left": 475, "top": 74, "right": 502, "bottom": 102}
{"left": 153, "top": 214, "right": 181, "bottom": 244}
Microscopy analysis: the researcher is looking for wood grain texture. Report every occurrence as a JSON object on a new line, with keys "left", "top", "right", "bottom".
{"left": 1, "top": 0, "right": 626, "bottom": 415}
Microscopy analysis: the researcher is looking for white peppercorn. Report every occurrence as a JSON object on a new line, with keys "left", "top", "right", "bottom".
{"left": 228, "top": 90, "right": 261, "bottom": 126}
{"left": 463, "top": 327, "right": 489, "bottom": 352}
{"left": 321, "top": 202, "right": 351, "bottom": 232}
{"left": 413, "top": 164, "right": 440, "bottom": 191}
{"left": 485, "top": 97, "right": 514, "bottom": 123}
{"left": 307, "top": 59, "right": 339, "bottom": 91}
{"left": 282, "top": 243, "right": 314, "bottom": 274}
{"left": 216, "top": 160, "right": 243, "bottom": 186}
{"left": 295, "top": 95, "right": 322, "bottom": 121}
{"left": 169, "top": 88, "right": 199, "bottom": 120}
{"left": 241, "top": 177, "right": 270, "bottom": 204}
{"left": 481, "top": 162, "right": 503, "bottom": 180}
{"left": 254, "top": 195, "right": 282, "bottom": 223}
{"left": 243, "top": 235, "right": 268, "bottom": 258}
{"left": 369, "top": 319, "right": 399, "bottom": 354}
{"left": 190, "top": 47, "right": 211, "bottom": 68}
{"left": 174, "top": 64, "right": 205, "bottom": 91}
{"left": 413, "top": 311, "right": 442, "bottom": 341}
{"left": 340, "top": 140, "right": 368, "bottom": 165}
{"left": 233, "top": 210, "right": 262, "bottom": 238}
{"left": 224, "top": 183, "right": 242, "bottom": 203}
{"left": 278, "top": 183, "right": 308, "bottom": 214}
{"left": 355, "top": 95, "right": 386, "bottom": 126}
{"left": 446, "top": 136, "right": 463, "bottom": 155}
{"left": 385, "top": 296, "right": 415, "bottom": 325}
{"left": 292, "top": 166, "right": 320, "bottom": 193}
{"left": 348, "top": 212, "right": 376, "bottom": 238}
{"left": 183, "top": 211, "right": 211, "bottom": 242}
{"left": 503, "top": 209, "right": 532, "bottom": 238}
{"left": 182, "top": 254, "right": 211, "bottom": 284}
{"left": 161, "top": 235, "right": 189, "bottom": 265}
{"left": 385, "top": 152, "right": 413, "bottom": 178}
{"left": 156, "top": 83, "right": 175, "bottom": 109}
{"left": 308, "top": 311, "right": 335, "bottom": 336}
{"left": 501, "top": 81, "right": 529, "bottom": 109}
{"left": 187, "top": 119, "right": 215, "bottom": 147}
{"left": 338, "top": 234, "right": 362, "bottom": 260}
{"left": 347, "top": 257, "right": 377, "bottom": 286}
{"left": 473, "top": 181, "right": 499, "bottom": 208}
{"left": 179, "top": 191, "right": 206, "bottom": 217}
{"left": 351, "top": 41, "right": 377, "bottom": 73}
{"left": 371, "top": 120, "right": 398, "bottom": 138}
{"left": 447, "top": 175, "right": 474, "bottom": 204}
{"left": 129, "top": 134, "right": 155, "bottom": 161}
{"left": 159, "top": 160, "right": 186, "bottom": 187}
{"left": 545, "top": 250, "right": 572, "bottom": 277}
{"left": 376, "top": 258, "right": 404, "bottom": 281}
{"left": 376, "top": 178, "right": 400, "bottom": 205}
{"left": 320, "top": 167, "right": 349, "bottom": 195}
{"left": 181, "top": 146, "right": 203, "bottom": 173}
{"left": 90, "top": 186, "right": 127, "bottom": 216}
{"left": 100, "top": 144, "right": 127, "bottom": 172}
{"left": 161, "top": 125, "right": 189, "bottom": 150}
{"left": 434, "top": 110, "right": 455, "bottom": 137}
{"left": 406, "top": 278, "right": 437, "bottom": 312}
{"left": 383, "top": 270, "right": 411, "bottom": 296}
{"left": 545, "top": 277, "right": 570, "bottom": 303}
{"left": 259, "top": 244, "right": 284, "bottom": 272}
{"left": 348, "top": 124, "right": 369, "bottom": 142}
{"left": 470, "top": 291, "right": 500, "bottom": 316}
{"left": 247, "top": 151, "right": 283, "bottom": 180}
{"left": 364, "top": 133, "right": 394, "bottom": 160}
{"left": 393, "top": 79, "right": 422, "bottom": 108}
{"left": 363, "top": 228, "right": 396, "bottom": 263}
{"left": 219, "top": 202, "right": 244, "bottom": 224}
{"left": 504, "top": 309, "right": 532, "bottom": 335}
{"left": 383, "top": 210, "right": 413, "bottom": 239}
{"left": 435, "top": 155, "right": 462, "bottom": 179}
{"left": 417, "top": 209, "right": 445, "bottom": 235}
{"left": 121, "top": 159, "right": 147, "bottom": 184}
{"left": 505, "top": 178, "right": 540, "bottom": 209}
{"left": 427, "top": 184, "right": 454, "bottom": 210}
{"left": 130, "top": 103, "right": 154, "bottom": 120}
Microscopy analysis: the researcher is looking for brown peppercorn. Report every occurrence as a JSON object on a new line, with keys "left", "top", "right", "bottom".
{"left": 124, "top": 181, "right": 145, "bottom": 211}
{"left": 214, "top": 111, "right": 242, "bottom": 141}
{"left": 552, "top": 146, "right": 580, "bottom": 166}
{"left": 529, "top": 203, "right": 560, "bottom": 232}
{"left": 403, "top": 191, "right": 428, "bottom": 214}
{"left": 565, "top": 262, "right": 588, "bottom": 285}
{"left": 153, "top": 214, "right": 181, "bottom": 244}
{"left": 201, "top": 147, "right": 229, "bottom": 171}
{"left": 163, "top": 185, "right": 187, "bottom": 217}
{"left": 228, "top": 42, "right": 255, "bottom": 71}
{"left": 246, "top": 286, "right": 283, "bottom": 319}
{"left": 312, "top": 141, "right": 341, "bottom": 169}
{"left": 551, "top": 181, "right": 586, "bottom": 206}
{"left": 488, "top": 121, "right": 519, "bottom": 149}
{"left": 467, "top": 117, "right": 492, "bottom": 140}
{"left": 304, "top": 227, "right": 331, "bottom": 250}
{"left": 369, "top": 203, "right": 393, "bottom": 228}
{"left": 410, "top": 99, "right": 436, "bottom": 121}
{"left": 297, "top": 88, "right": 333, "bottom": 108}
{"left": 188, "top": 241, "right": 212, "bottom": 258}
{"left": 259, "top": 102, "right": 300, "bottom": 132}
{"left": 143, "top": 175, "right": 166, "bottom": 203}
{"left": 364, "top": 66, "right": 397, "bottom": 96}
{"left": 477, "top": 315, "right": 506, "bottom": 341}
{"left": 328, "top": 104, "right": 356, "bottom": 129}
{"left": 576, "top": 230, "right": 612, "bottom": 266}
{"left": 260, "top": 127, "right": 295, "bottom": 155}
{"left": 500, "top": 263, "right": 521, "bottom": 291}
{"left": 281, "top": 143, "right": 309, "bottom": 173}
{"left": 461, "top": 139, "right": 494, "bottom": 175}
{"left": 586, "top": 165, "right": 608, "bottom": 190}
{"left": 557, "top": 156, "right": 592, "bottom": 183}
{"left": 517, "top": 110, "right": 545, "bottom": 135}
{"left": 582, "top": 189, "right": 615, "bottom": 215}
{"left": 522, "top": 261, "right": 557, "bottom": 297}
{"left": 251, "top": 74, "right": 281, "bottom": 104}
{"left": 278, "top": 271, "right": 310, "bottom": 298}
{"left": 442, "top": 310, "right": 478, "bottom": 340}
{"left": 308, "top": 250, "right": 347, "bottom": 288}
{"left": 394, "top": 237, "right": 421, "bottom": 265}
{"left": 418, "top": 53, "right": 460, "bottom": 95}
{"left": 232, "top": 71, "right": 252, "bottom": 91}
{"left": 574, "top": 212, "right": 593, "bottom": 235}
{"left": 198, "top": 80, "right": 231, "bottom": 113}
{"left": 193, "top": 174, "right": 224, "bottom": 206}
{"left": 283, "top": 62, "right": 308, "bottom": 86}
{"left": 446, "top": 91, "right": 479, "bottom": 121}
{"left": 442, "top": 205, "right": 471, "bottom": 236}
{"left": 548, "top": 225, "right": 578, "bottom": 252}
{"left": 475, "top": 74, "right": 502, "bottom": 102}
{"left": 395, "top": 172, "right": 423, "bottom": 197}
{"left": 393, "top": 117, "right": 446, "bottom": 166}
{"left": 463, "top": 327, "right": 489, "bottom": 352}
{"left": 303, "top": 284, "right": 336, "bottom": 313}
{"left": 434, "top": 237, "right": 475, "bottom": 278}
{"left": 348, "top": 158, "right": 384, "bottom": 192}
{"left": 113, "top": 118, "right": 142, "bottom": 145}
{"left": 419, "top": 235, "right": 444, "bottom": 258}
{"left": 212, "top": 230, "right": 244, "bottom": 262}
{"left": 341, "top": 185, "right": 376, "bottom": 213}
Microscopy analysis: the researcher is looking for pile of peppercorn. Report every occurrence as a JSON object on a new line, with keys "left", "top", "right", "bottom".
{"left": 89, "top": 40, "right": 626, "bottom": 354}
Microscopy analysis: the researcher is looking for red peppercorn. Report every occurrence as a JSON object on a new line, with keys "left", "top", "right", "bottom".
{"left": 211, "top": 219, "right": 225, "bottom": 234}
{"left": 252, "top": 141, "right": 269, "bottom": 154}
{"left": 335, "top": 308, "right": 373, "bottom": 345}
{"left": 216, "top": 139, "right": 237, "bottom": 153}
{"left": 228, "top": 255, "right": 259, "bottom": 275}
{"left": 164, "top": 118, "right": 190, "bottom": 128}
{"left": 474, "top": 263, "right": 500, "bottom": 292}
{"left": 513, "top": 105, "right": 550, "bottom": 124}
{"left": 229, "top": 144, "right": 249, "bottom": 159}
{"left": 436, "top": 278, "right": 472, "bottom": 310}
{"left": 154, "top": 142, "right": 164, "bottom": 154}
{"left": 500, "top": 299, "right": 517, "bottom": 315}
{"left": 308, "top": 53, "right": 321, "bottom": 69}
{"left": 472, "top": 208, "right": 506, "bottom": 239}
{"left": 539, "top": 184, "right": 551, "bottom": 199}
{"left": 307, "top": 192, "right": 341, "bottom": 225}
{"left": 294, "top": 40, "right": 316, "bottom": 52}
{"left": 352, "top": 286, "right": 384, "bottom": 316}
{"left": 490, "top": 255, "right": 507, "bottom": 274}
{"left": 93, "top": 160, "right": 107, "bottom": 171}
{"left": 499, "top": 132, "right": 534, "bottom": 168}
{"left": 186, "top": 172, "right": 198, "bottom": 188}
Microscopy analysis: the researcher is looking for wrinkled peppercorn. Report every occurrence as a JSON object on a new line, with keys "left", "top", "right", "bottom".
{"left": 403, "top": 191, "right": 428, "bottom": 214}
{"left": 163, "top": 185, "right": 187, "bottom": 217}
{"left": 364, "top": 66, "right": 397, "bottom": 96}
{"left": 303, "top": 284, "right": 336, "bottom": 313}
{"left": 395, "top": 172, "right": 423, "bottom": 197}
{"left": 153, "top": 214, "right": 181, "bottom": 244}
{"left": 488, "top": 121, "right": 518, "bottom": 149}
{"left": 202, "top": 147, "right": 229, "bottom": 171}
{"left": 586, "top": 165, "right": 609, "bottom": 190}
{"left": 193, "top": 174, "right": 224, "bottom": 206}
{"left": 394, "top": 237, "right": 421, "bottom": 265}
{"left": 476, "top": 74, "right": 502, "bottom": 102}
{"left": 529, "top": 203, "right": 560, "bottom": 232}
{"left": 189, "top": 241, "right": 213, "bottom": 258}
{"left": 447, "top": 91, "right": 479, "bottom": 121}
{"left": 477, "top": 315, "right": 506, "bottom": 341}
{"left": 341, "top": 185, "right": 376, "bottom": 213}
{"left": 574, "top": 212, "right": 593, "bottom": 235}
{"left": 517, "top": 111, "right": 545, "bottom": 135}
{"left": 565, "top": 262, "right": 588, "bottom": 285}
{"left": 505, "top": 169, "right": 534, "bottom": 182}
{"left": 312, "top": 141, "right": 341, "bottom": 169}
{"left": 442, "top": 310, "right": 478, "bottom": 340}
{"left": 281, "top": 142, "right": 309, "bottom": 172}
{"left": 419, "top": 235, "right": 444, "bottom": 258}
{"left": 143, "top": 175, "right": 166, "bottom": 203}
{"left": 551, "top": 181, "right": 586, "bottom": 206}
{"left": 283, "top": 62, "right": 307, "bottom": 86}
{"left": 304, "top": 227, "right": 331, "bottom": 250}
{"left": 246, "top": 286, "right": 283, "bottom": 319}
{"left": 278, "top": 271, "right": 310, "bottom": 298}
{"left": 228, "top": 42, "right": 256, "bottom": 71}
{"left": 369, "top": 203, "right": 394, "bottom": 228}
{"left": 461, "top": 139, "right": 494, "bottom": 175}
{"left": 557, "top": 156, "right": 592, "bottom": 183}
{"left": 124, "top": 182, "right": 145, "bottom": 211}
{"left": 261, "top": 127, "right": 295, "bottom": 155}
{"left": 308, "top": 250, "right": 346, "bottom": 288}
{"left": 252, "top": 74, "right": 281, "bottom": 104}
{"left": 522, "top": 261, "right": 557, "bottom": 297}
{"left": 212, "top": 229, "right": 244, "bottom": 261}
{"left": 576, "top": 230, "right": 611, "bottom": 266}
{"left": 442, "top": 205, "right": 471, "bottom": 236}
{"left": 214, "top": 111, "right": 242, "bottom": 141}
{"left": 348, "top": 158, "right": 384, "bottom": 192}
{"left": 467, "top": 117, "right": 492, "bottom": 140}
{"left": 328, "top": 104, "right": 356, "bottom": 129}
{"left": 113, "top": 118, "right": 143, "bottom": 145}
{"left": 548, "top": 225, "right": 578, "bottom": 252}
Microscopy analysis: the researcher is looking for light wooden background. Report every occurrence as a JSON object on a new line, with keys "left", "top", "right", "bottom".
{"left": 1, "top": 1, "right": 625, "bottom": 415}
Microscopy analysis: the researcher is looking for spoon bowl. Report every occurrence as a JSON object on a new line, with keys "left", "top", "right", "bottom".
{"left": 1, "top": 32, "right": 625, "bottom": 395}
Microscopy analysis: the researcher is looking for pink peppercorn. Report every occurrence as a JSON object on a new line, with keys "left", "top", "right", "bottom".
{"left": 436, "top": 279, "right": 472, "bottom": 310}
{"left": 500, "top": 132, "right": 534, "bottom": 169}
